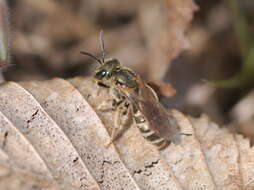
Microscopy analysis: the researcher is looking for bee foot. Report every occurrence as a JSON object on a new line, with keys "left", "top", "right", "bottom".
{"left": 105, "top": 138, "right": 114, "bottom": 148}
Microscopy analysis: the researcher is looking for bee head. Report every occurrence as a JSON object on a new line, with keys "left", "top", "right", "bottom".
{"left": 80, "top": 30, "right": 136, "bottom": 89}
{"left": 81, "top": 30, "right": 123, "bottom": 85}
{"left": 94, "top": 58, "right": 120, "bottom": 80}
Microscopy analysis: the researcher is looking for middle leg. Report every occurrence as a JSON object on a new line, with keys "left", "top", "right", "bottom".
{"left": 106, "top": 102, "right": 133, "bottom": 147}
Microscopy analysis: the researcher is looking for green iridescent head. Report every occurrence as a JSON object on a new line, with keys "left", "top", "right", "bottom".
{"left": 80, "top": 30, "right": 138, "bottom": 89}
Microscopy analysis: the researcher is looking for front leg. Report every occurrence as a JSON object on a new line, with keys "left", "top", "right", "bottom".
{"left": 97, "top": 99, "right": 116, "bottom": 111}
{"left": 97, "top": 88, "right": 125, "bottom": 111}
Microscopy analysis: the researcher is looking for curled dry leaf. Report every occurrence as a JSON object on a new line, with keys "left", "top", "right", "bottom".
{"left": 230, "top": 89, "right": 254, "bottom": 144}
{"left": 147, "top": 81, "right": 176, "bottom": 98}
{"left": 0, "top": 77, "right": 253, "bottom": 190}
{"left": 139, "top": 0, "right": 198, "bottom": 81}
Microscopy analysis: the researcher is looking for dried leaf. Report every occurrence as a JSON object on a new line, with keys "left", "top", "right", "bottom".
{"left": 139, "top": 0, "right": 198, "bottom": 81}
{"left": 147, "top": 81, "right": 176, "bottom": 97}
{"left": 231, "top": 89, "right": 254, "bottom": 123}
{"left": 0, "top": 77, "right": 253, "bottom": 189}
{"left": 230, "top": 89, "right": 254, "bottom": 143}
{"left": 0, "top": 164, "right": 61, "bottom": 190}
{"left": 0, "top": 0, "right": 10, "bottom": 68}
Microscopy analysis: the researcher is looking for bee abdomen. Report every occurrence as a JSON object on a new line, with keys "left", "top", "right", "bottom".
{"left": 134, "top": 110, "right": 169, "bottom": 149}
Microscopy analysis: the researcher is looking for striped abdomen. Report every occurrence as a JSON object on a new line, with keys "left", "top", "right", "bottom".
{"left": 133, "top": 109, "right": 169, "bottom": 149}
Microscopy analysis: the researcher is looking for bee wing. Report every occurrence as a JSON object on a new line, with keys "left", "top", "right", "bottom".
{"left": 122, "top": 78, "right": 181, "bottom": 143}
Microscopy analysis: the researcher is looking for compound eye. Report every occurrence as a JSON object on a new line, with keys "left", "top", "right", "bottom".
{"left": 95, "top": 70, "right": 107, "bottom": 79}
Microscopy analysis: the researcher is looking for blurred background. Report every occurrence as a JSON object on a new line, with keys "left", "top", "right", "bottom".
{"left": 1, "top": 0, "right": 254, "bottom": 142}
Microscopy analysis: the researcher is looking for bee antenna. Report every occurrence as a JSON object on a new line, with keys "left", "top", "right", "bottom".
{"left": 80, "top": 51, "right": 103, "bottom": 65}
{"left": 100, "top": 30, "right": 106, "bottom": 63}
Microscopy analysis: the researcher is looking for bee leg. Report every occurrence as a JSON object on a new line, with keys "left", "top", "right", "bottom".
{"left": 97, "top": 98, "right": 125, "bottom": 112}
{"left": 106, "top": 103, "right": 132, "bottom": 147}
{"left": 97, "top": 99, "right": 115, "bottom": 111}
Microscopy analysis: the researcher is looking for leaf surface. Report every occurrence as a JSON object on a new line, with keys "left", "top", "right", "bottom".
{"left": 0, "top": 77, "right": 253, "bottom": 190}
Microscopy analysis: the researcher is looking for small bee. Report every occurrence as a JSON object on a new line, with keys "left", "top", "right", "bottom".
{"left": 81, "top": 31, "right": 188, "bottom": 149}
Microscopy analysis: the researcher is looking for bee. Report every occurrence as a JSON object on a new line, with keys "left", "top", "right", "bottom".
{"left": 81, "top": 31, "right": 189, "bottom": 149}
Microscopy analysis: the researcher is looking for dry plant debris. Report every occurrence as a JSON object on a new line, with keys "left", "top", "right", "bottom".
{"left": 140, "top": 0, "right": 198, "bottom": 81}
{"left": 0, "top": 0, "right": 10, "bottom": 68}
{"left": 0, "top": 77, "right": 253, "bottom": 190}
{"left": 9, "top": 0, "right": 197, "bottom": 83}
{"left": 230, "top": 90, "right": 254, "bottom": 144}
